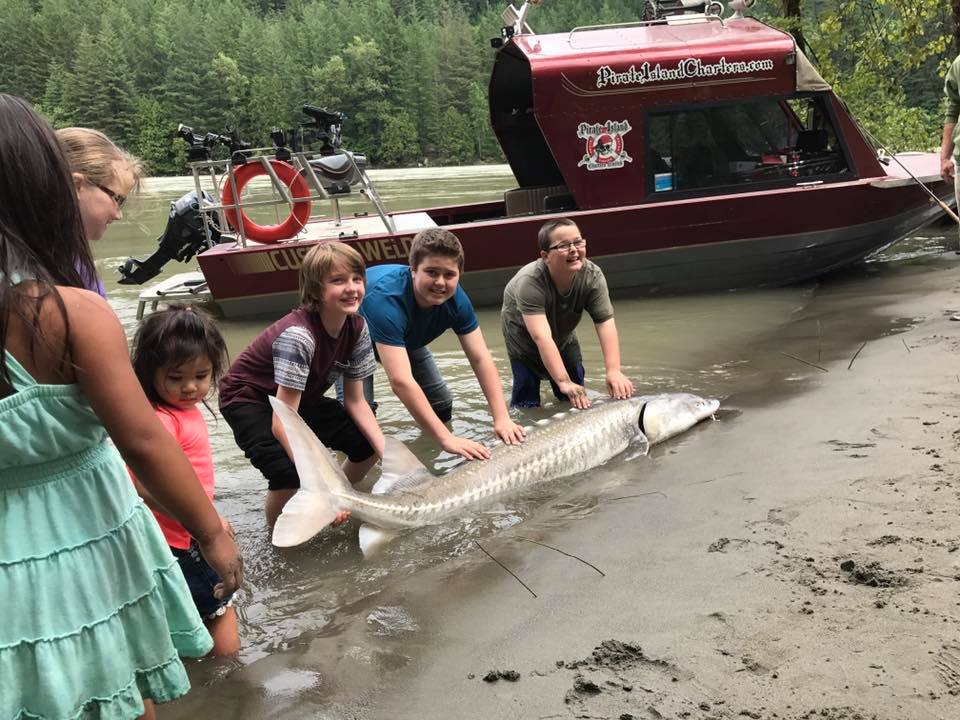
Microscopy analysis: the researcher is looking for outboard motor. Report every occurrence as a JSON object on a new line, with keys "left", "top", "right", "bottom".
{"left": 117, "top": 191, "right": 220, "bottom": 285}
{"left": 301, "top": 104, "right": 367, "bottom": 195}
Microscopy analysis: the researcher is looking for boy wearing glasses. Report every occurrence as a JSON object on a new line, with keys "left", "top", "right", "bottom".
{"left": 500, "top": 218, "right": 633, "bottom": 409}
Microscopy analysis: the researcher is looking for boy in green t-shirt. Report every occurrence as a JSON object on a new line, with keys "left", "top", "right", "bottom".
{"left": 500, "top": 218, "right": 634, "bottom": 409}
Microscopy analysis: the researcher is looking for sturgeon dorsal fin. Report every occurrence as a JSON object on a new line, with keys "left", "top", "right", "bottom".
{"left": 372, "top": 436, "right": 434, "bottom": 496}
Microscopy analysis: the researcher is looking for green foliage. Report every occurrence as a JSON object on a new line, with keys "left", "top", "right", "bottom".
{"left": 379, "top": 110, "right": 420, "bottom": 166}
{"left": 761, "top": 0, "right": 952, "bottom": 152}
{"left": 437, "top": 105, "right": 473, "bottom": 163}
{"left": 131, "top": 95, "right": 182, "bottom": 174}
{"left": 2, "top": 0, "right": 956, "bottom": 172}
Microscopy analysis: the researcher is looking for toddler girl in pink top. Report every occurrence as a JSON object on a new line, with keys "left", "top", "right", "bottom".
{"left": 129, "top": 305, "right": 240, "bottom": 656}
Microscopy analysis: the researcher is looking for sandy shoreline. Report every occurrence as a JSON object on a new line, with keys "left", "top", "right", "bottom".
{"left": 332, "top": 259, "right": 960, "bottom": 720}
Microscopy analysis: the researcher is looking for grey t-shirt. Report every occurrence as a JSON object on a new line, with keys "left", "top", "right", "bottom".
{"left": 500, "top": 258, "right": 614, "bottom": 364}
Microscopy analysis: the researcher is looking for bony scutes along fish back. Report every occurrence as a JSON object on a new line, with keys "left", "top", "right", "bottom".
{"left": 268, "top": 392, "right": 719, "bottom": 554}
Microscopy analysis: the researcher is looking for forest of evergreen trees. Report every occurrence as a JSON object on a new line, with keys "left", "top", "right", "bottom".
{"left": 0, "top": 0, "right": 955, "bottom": 174}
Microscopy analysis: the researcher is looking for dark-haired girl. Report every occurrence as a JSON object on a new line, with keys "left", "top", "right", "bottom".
{"left": 129, "top": 305, "right": 240, "bottom": 656}
{"left": 0, "top": 93, "right": 242, "bottom": 720}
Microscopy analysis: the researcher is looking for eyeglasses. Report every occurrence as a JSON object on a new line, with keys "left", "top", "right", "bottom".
{"left": 547, "top": 238, "right": 586, "bottom": 253}
{"left": 92, "top": 181, "right": 127, "bottom": 210}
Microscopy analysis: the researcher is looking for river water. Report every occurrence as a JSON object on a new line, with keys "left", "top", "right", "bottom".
{"left": 96, "top": 165, "right": 957, "bottom": 715}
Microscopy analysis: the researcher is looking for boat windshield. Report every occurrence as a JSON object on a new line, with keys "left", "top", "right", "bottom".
{"left": 647, "top": 94, "right": 849, "bottom": 194}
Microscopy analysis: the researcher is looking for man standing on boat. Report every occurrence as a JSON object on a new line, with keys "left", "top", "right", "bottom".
{"left": 500, "top": 218, "right": 634, "bottom": 409}
{"left": 941, "top": 53, "right": 960, "bottom": 223}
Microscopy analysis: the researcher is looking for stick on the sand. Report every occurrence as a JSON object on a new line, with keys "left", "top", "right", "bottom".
{"left": 608, "top": 491, "right": 668, "bottom": 500}
{"left": 902, "top": 338, "right": 911, "bottom": 353}
{"left": 474, "top": 540, "right": 537, "bottom": 597}
{"left": 779, "top": 351, "right": 828, "bottom": 373}
{"left": 817, "top": 319, "right": 822, "bottom": 363}
{"left": 519, "top": 538, "right": 606, "bottom": 576}
{"left": 847, "top": 341, "right": 867, "bottom": 370}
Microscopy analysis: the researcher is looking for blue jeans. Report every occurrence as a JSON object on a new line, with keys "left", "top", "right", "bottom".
{"left": 171, "top": 540, "right": 234, "bottom": 620}
{"left": 509, "top": 341, "right": 585, "bottom": 408}
{"left": 336, "top": 345, "right": 453, "bottom": 423}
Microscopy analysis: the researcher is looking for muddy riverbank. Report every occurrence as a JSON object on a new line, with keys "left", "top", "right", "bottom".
{"left": 342, "top": 258, "right": 960, "bottom": 720}
{"left": 165, "top": 252, "right": 960, "bottom": 719}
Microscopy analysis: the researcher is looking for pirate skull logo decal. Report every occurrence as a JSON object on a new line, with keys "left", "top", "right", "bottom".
{"left": 577, "top": 120, "right": 633, "bottom": 171}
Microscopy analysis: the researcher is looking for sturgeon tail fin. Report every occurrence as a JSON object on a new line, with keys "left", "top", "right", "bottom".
{"left": 268, "top": 395, "right": 352, "bottom": 547}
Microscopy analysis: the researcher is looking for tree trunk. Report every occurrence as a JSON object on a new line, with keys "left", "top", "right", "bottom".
{"left": 783, "top": 0, "right": 806, "bottom": 53}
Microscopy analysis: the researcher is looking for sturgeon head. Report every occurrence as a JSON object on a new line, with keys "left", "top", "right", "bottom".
{"left": 639, "top": 392, "right": 720, "bottom": 446}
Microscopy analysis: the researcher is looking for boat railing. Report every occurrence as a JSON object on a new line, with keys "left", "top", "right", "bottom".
{"left": 568, "top": 10, "right": 723, "bottom": 45}
{"left": 185, "top": 146, "right": 395, "bottom": 249}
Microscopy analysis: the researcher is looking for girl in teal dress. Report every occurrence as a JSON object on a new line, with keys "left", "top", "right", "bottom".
{"left": 0, "top": 94, "right": 243, "bottom": 719}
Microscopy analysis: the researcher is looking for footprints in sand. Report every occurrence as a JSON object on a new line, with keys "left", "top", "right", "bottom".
{"left": 935, "top": 645, "right": 960, "bottom": 697}
{"left": 825, "top": 439, "right": 876, "bottom": 459}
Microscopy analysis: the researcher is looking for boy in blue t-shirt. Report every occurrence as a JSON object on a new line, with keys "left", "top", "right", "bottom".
{"left": 360, "top": 228, "right": 525, "bottom": 460}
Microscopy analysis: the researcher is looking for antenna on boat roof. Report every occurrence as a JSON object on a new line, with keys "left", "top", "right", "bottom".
{"left": 493, "top": 0, "right": 537, "bottom": 47}
{"left": 728, "top": 0, "right": 755, "bottom": 18}
{"left": 642, "top": 0, "right": 724, "bottom": 21}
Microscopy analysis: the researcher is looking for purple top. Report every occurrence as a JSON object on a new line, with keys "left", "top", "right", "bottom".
{"left": 77, "top": 261, "right": 106, "bottom": 298}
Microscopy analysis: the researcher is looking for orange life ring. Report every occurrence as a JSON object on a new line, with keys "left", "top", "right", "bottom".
{"left": 221, "top": 160, "right": 312, "bottom": 243}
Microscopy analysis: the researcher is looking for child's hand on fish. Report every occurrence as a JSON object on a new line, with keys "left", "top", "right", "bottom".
{"left": 606, "top": 370, "right": 634, "bottom": 400}
{"left": 558, "top": 380, "right": 591, "bottom": 409}
{"left": 494, "top": 418, "right": 526, "bottom": 445}
{"left": 441, "top": 434, "right": 491, "bottom": 460}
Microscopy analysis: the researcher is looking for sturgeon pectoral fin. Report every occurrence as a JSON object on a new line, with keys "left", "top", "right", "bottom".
{"left": 358, "top": 523, "right": 401, "bottom": 558}
{"left": 372, "top": 436, "right": 434, "bottom": 496}
{"left": 623, "top": 430, "right": 650, "bottom": 461}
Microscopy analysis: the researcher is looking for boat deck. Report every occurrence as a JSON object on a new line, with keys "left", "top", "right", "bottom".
{"left": 875, "top": 152, "right": 944, "bottom": 187}
{"left": 227, "top": 209, "right": 438, "bottom": 249}
{"left": 135, "top": 271, "right": 210, "bottom": 319}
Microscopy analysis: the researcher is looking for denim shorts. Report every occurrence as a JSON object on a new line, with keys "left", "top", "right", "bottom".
{"left": 171, "top": 541, "right": 235, "bottom": 621}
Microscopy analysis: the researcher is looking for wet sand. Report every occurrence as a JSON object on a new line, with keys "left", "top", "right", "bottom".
{"left": 323, "top": 258, "right": 960, "bottom": 720}
{"left": 161, "top": 250, "right": 960, "bottom": 719}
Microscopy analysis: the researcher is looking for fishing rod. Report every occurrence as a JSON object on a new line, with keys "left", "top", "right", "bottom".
{"left": 858, "top": 123, "right": 960, "bottom": 226}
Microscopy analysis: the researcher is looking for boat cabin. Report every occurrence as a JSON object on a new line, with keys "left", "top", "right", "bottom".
{"left": 489, "top": 14, "right": 876, "bottom": 215}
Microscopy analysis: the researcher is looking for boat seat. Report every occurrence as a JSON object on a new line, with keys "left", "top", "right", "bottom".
{"left": 504, "top": 184, "right": 570, "bottom": 216}
{"left": 674, "top": 144, "right": 727, "bottom": 189}
{"left": 305, "top": 152, "right": 368, "bottom": 195}
{"left": 544, "top": 193, "right": 576, "bottom": 213}
{"left": 796, "top": 129, "right": 828, "bottom": 154}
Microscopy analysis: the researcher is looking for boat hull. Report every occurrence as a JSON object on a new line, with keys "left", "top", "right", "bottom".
{"left": 196, "top": 171, "right": 954, "bottom": 318}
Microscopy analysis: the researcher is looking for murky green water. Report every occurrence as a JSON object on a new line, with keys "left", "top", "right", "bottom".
{"left": 91, "top": 165, "right": 958, "bottom": 714}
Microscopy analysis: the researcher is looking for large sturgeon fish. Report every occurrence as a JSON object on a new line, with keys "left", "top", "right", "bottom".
{"left": 269, "top": 393, "right": 719, "bottom": 554}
